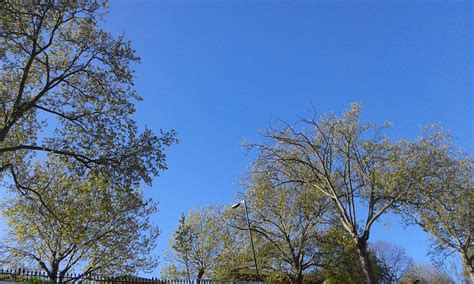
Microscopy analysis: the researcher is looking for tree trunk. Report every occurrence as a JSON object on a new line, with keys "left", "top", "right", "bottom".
{"left": 50, "top": 264, "right": 59, "bottom": 284}
{"left": 58, "top": 270, "right": 68, "bottom": 284}
{"left": 461, "top": 251, "right": 474, "bottom": 284}
{"left": 290, "top": 271, "right": 304, "bottom": 284}
{"left": 354, "top": 238, "right": 377, "bottom": 284}
{"left": 197, "top": 269, "right": 205, "bottom": 284}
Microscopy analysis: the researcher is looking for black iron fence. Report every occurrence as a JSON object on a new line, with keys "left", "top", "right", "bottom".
{"left": 0, "top": 269, "right": 264, "bottom": 284}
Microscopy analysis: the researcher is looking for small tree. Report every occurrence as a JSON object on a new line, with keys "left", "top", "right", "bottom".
{"left": 0, "top": 160, "right": 159, "bottom": 282}
{"left": 164, "top": 207, "right": 227, "bottom": 280}
{"left": 168, "top": 215, "right": 195, "bottom": 280}
{"left": 371, "top": 241, "right": 413, "bottom": 283}
{"left": 400, "top": 264, "right": 454, "bottom": 284}
{"left": 208, "top": 215, "right": 266, "bottom": 281}
{"left": 226, "top": 166, "right": 332, "bottom": 284}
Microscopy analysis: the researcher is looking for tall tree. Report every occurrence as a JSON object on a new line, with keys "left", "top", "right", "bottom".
{"left": 0, "top": 159, "right": 159, "bottom": 283}
{"left": 226, "top": 166, "right": 332, "bottom": 284}
{"left": 248, "top": 103, "right": 430, "bottom": 283}
{"left": 0, "top": 1, "right": 176, "bottom": 198}
{"left": 164, "top": 207, "right": 227, "bottom": 280}
{"left": 399, "top": 130, "right": 473, "bottom": 282}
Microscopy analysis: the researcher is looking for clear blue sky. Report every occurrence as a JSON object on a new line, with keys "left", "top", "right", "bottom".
{"left": 104, "top": 0, "right": 472, "bottom": 275}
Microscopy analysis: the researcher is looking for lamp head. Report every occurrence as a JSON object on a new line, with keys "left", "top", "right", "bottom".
{"left": 231, "top": 202, "right": 241, "bottom": 209}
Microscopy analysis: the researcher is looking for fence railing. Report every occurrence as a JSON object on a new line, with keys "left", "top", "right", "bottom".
{"left": 0, "top": 269, "right": 264, "bottom": 284}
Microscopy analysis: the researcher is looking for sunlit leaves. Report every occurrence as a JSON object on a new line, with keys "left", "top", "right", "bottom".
{"left": 0, "top": 159, "right": 159, "bottom": 279}
{"left": 165, "top": 207, "right": 227, "bottom": 280}
{"left": 0, "top": 0, "right": 177, "bottom": 195}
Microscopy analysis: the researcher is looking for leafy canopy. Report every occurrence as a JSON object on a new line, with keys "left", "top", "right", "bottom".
{"left": 0, "top": 0, "right": 176, "bottom": 197}
{"left": 0, "top": 159, "right": 160, "bottom": 280}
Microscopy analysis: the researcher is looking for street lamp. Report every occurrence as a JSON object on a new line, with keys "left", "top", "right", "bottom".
{"left": 232, "top": 199, "right": 260, "bottom": 281}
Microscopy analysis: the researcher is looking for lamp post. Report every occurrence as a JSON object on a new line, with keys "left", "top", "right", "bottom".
{"left": 232, "top": 199, "right": 260, "bottom": 281}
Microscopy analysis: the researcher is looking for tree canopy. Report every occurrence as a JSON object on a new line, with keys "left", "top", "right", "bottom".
{"left": 161, "top": 104, "right": 472, "bottom": 284}
{"left": 225, "top": 166, "right": 332, "bottom": 284}
{"left": 163, "top": 207, "right": 228, "bottom": 280}
{"left": 1, "top": 2, "right": 471, "bottom": 280}
{"left": 246, "top": 103, "right": 433, "bottom": 283}
{"left": 0, "top": 159, "right": 159, "bottom": 282}
{"left": 0, "top": 0, "right": 176, "bottom": 199}
{"left": 399, "top": 129, "right": 473, "bottom": 282}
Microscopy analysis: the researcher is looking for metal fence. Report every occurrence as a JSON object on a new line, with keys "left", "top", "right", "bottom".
{"left": 0, "top": 269, "right": 264, "bottom": 284}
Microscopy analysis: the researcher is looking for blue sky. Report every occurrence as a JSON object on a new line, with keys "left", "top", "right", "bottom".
{"left": 104, "top": 0, "right": 472, "bottom": 275}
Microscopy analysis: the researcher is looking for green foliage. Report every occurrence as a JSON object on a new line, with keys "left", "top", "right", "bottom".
{"left": 163, "top": 207, "right": 228, "bottom": 280}
{"left": 161, "top": 262, "right": 181, "bottom": 280}
{"left": 316, "top": 229, "right": 384, "bottom": 284}
{"left": 223, "top": 165, "right": 332, "bottom": 284}
{"left": 246, "top": 103, "right": 430, "bottom": 283}
{"left": 15, "top": 275, "right": 52, "bottom": 284}
{"left": 162, "top": 104, "right": 472, "bottom": 283}
{"left": 0, "top": 159, "right": 159, "bottom": 281}
{"left": 398, "top": 128, "right": 473, "bottom": 280}
{"left": 399, "top": 264, "right": 454, "bottom": 284}
{"left": 0, "top": 0, "right": 176, "bottom": 196}
{"left": 0, "top": 2, "right": 175, "bottom": 280}
{"left": 207, "top": 219, "right": 262, "bottom": 281}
